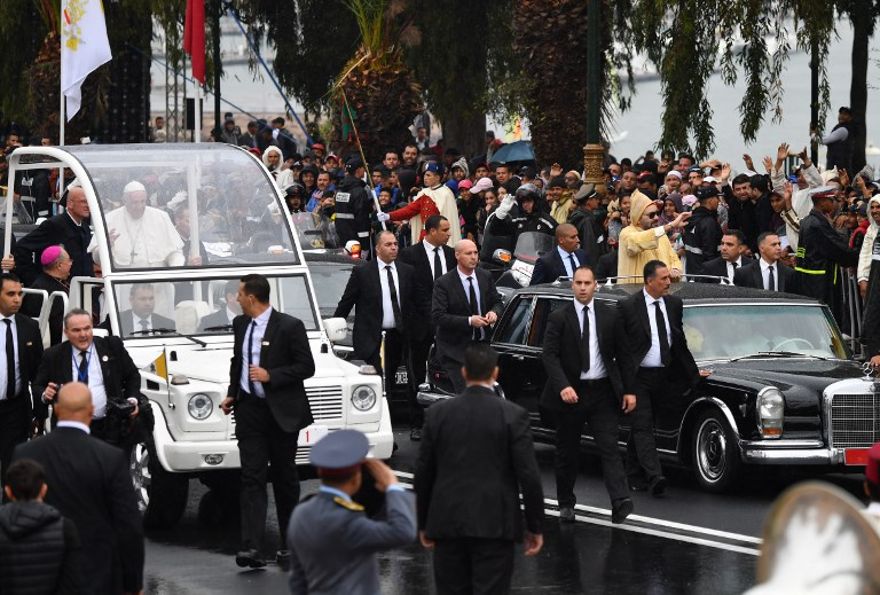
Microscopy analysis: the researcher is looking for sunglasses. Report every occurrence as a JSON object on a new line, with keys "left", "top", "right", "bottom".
{"left": 646, "top": 211, "right": 660, "bottom": 219}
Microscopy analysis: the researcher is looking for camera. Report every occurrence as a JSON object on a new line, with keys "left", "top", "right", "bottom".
{"left": 107, "top": 399, "right": 135, "bottom": 419}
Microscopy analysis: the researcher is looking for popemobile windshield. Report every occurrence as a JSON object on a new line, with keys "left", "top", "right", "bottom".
{"left": 2, "top": 143, "right": 392, "bottom": 528}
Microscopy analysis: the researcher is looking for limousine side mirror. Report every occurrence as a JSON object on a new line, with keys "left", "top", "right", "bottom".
{"left": 323, "top": 317, "right": 348, "bottom": 343}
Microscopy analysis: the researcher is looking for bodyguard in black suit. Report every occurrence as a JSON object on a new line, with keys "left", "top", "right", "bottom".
{"left": 619, "top": 260, "right": 704, "bottom": 495}
{"left": 398, "top": 215, "right": 455, "bottom": 394}
{"left": 699, "top": 230, "right": 748, "bottom": 283}
{"left": 220, "top": 274, "right": 316, "bottom": 569}
{"left": 530, "top": 223, "right": 590, "bottom": 285}
{"left": 432, "top": 240, "right": 504, "bottom": 393}
{"left": 34, "top": 310, "right": 144, "bottom": 446}
{"left": 415, "top": 344, "right": 543, "bottom": 594}
{"left": 14, "top": 184, "right": 92, "bottom": 285}
{"left": 0, "top": 273, "right": 43, "bottom": 487}
{"left": 116, "top": 283, "right": 176, "bottom": 335}
{"left": 197, "top": 280, "right": 241, "bottom": 331}
{"left": 542, "top": 266, "right": 636, "bottom": 523}
{"left": 733, "top": 232, "right": 793, "bottom": 291}
{"left": 13, "top": 382, "right": 144, "bottom": 595}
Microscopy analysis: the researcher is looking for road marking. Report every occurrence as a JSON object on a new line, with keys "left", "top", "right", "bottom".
{"left": 393, "top": 470, "right": 761, "bottom": 555}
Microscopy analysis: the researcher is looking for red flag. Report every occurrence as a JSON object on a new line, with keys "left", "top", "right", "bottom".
{"left": 183, "top": 0, "right": 205, "bottom": 85}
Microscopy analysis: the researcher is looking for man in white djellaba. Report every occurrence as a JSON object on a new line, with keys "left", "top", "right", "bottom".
{"left": 103, "top": 181, "right": 185, "bottom": 268}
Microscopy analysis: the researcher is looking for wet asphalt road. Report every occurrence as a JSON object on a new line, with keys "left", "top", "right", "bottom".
{"left": 143, "top": 422, "right": 867, "bottom": 595}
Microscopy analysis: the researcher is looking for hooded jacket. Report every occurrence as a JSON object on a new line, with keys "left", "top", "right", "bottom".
{"left": 682, "top": 206, "right": 722, "bottom": 275}
{"left": 0, "top": 500, "right": 81, "bottom": 594}
{"left": 857, "top": 196, "right": 880, "bottom": 282}
{"left": 617, "top": 189, "right": 682, "bottom": 279}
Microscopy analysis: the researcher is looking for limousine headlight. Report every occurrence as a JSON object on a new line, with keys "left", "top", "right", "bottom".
{"left": 756, "top": 387, "right": 784, "bottom": 438}
{"left": 187, "top": 393, "right": 214, "bottom": 420}
{"left": 351, "top": 385, "right": 377, "bottom": 411}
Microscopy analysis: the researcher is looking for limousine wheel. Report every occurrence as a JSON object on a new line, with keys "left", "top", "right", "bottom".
{"left": 691, "top": 410, "right": 741, "bottom": 493}
{"left": 131, "top": 437, "right": 189, "bottom": 529}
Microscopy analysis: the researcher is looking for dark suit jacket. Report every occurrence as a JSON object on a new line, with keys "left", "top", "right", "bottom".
{"left": 228, "top": 309, "right": 316, "bottom": 433}
{"left": 117, "top": 310, "right": 177, "bottom": 336}
{"left": 530, "top": 247, "right": 590, "bottom": 286}
{"left": 619, "top": 291, "right": 700, "bottom": 388}
{"left": 333, "top": 258, "right": 423, "bottom": 360}
{"left": 414, "top": 385, "right": 543, "bottom": 541}
{"left": 541, "top": 301, "right": 633, "bottom": 411}
{"left": 399, "top": 241, "right": 455, "bottom": 340}
{"left": 13, "top": 427, "right": 144, "bottom": 594}
{"left": 733, "top": 259, "right": 793, "bottom": 291}
{"left": 700, "top": 257, "right": 739, "bottom": 283}
{"left": 14, "top": 212, "right": 91, "bottom": 285}
{"left": 2, "top": 314, "right": 43, "bottom": 409}
{"left": 431, "top": 267, "right": 504, "bottom": 364}
{"left": 33, "top": 336, "right": 142, "bottom": 420}
{"left": 21, "top": 273, "right": 68, "bottom": 345}
{"left": 198, "top": 308, "right": 234, "bottom": 332}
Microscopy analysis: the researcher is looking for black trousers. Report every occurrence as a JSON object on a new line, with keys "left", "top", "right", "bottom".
{"left": 433, "top": 537, "right": 515, "bottom": 595}
{"left": 626, "top": 367, "right": 666, "bottom": 482}
{"left": 365, "top": 329, "right": 419, "bottom": 426}
{"left": 0, "top": 396, "right": 30, "bottom": 489}
{"left": 555, "top": 379, "right": 629, "bottom": 506}
{"left": 408, "top": 334, "right": 434, "bottom": 428}
{"left": 234, "top": 392, "right": 299, "bottom": 550}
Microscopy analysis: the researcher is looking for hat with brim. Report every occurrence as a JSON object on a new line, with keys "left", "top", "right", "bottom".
{"left": 311, "top": 430, "right": 369, "bottom": 478}
{"left": 573, "top": 184, "right": 598, "bottom": 202}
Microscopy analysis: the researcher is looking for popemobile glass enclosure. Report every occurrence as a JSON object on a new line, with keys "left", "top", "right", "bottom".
{"left": 2, "top": 143, "right": 392, "bottom": 529}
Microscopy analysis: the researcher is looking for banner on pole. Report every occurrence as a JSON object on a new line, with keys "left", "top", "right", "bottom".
{"left": 60, "top": 0, "right": 112, "bottom": 121}
{"left": 184, "top": 0, "right": 206, "bottom": 85}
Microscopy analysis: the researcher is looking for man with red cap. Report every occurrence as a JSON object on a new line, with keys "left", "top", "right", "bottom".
{"left": 287, "top": 430, "right": 415, "bottom": 594}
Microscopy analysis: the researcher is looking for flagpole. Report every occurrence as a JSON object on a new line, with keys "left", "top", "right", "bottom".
{"left": 194, "top": 82, "right": 201, "bottom": 143}
{"left": 59, "top": 16, "right": 65, "bottom": 145}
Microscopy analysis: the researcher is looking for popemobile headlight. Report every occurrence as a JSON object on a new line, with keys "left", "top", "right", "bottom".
{"left": 351, "top": 385, "right": 377, "bottom": 411}
{"left": 187, "top": 393, "right": 214, "bottom": 420}
{"left": 756, "top": 387, "right": 784, "bottom": 439}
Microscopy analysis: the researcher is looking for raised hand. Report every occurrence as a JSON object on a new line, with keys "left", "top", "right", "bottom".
{"left": 777, "top": 143, "right": 790, "bottom": 162}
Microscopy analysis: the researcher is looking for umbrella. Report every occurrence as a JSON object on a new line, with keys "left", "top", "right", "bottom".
{"left": 489, "top": 140, "right": 535, "bottom": 165}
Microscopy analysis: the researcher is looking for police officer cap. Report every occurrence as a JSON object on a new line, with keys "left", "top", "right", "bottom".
{"left": 310, "top": 430, "right": 369, "bottom": 472}
{"left": 809, "top": 185, "right": 837, "bottom": 201}
{"left": 695, "top": 186, "right": 720, "bottom": 200}
{"left": 345, "top": 157, "right": 365, "bottom": 173}
{"left": 573, "top": 183, "right": 598, "bottom": 202}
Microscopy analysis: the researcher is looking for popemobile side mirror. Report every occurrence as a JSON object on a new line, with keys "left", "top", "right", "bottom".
{"left": 493, "top": 249, "right": 512, "bottom": 265}
{"left": 323, "top": 317, "right": 348, "bottom": 343}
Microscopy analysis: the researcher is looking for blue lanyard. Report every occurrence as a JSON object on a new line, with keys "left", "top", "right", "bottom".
{"left": 73, "top": 347, "right": 91, "bottom": 382}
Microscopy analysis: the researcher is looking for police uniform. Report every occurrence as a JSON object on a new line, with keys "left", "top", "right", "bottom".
{"left": 287, "top": 431, "right": 416, "bottom": 595}
{"left": 792, "top": 187, "right": 858, "bottom": 323}
{"left": 335, "top": 158, "right": 373, "bottom": 250}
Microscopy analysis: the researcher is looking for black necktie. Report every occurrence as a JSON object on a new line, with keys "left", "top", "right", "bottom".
{"left": 568, "top": 253, "right": 578, "bottom": 277}
{"left": 247, "top": 320, "right": 257, "bottom": 394}
{"left": 433, "top": 247, "right": 443, "bottom": 281}
{"left": 386, "top": 266, "right": 403, "bottom": 329}
{"left": 581, "top": 306, "right": 591, "bottom": 373}
{"left": 4, "top": 320, "right": 14, "bottom": 399}
{"left": 768, "top": 265, "right": 775, "bottom": 291}
{"left": 77, "top": 349, "right": 89, "bottom": 385}
{"left": 654, "top": 301, "right": 671, "bottom": 366}
{"left": 468, "top": 277, "right": 481, "bottom": 341}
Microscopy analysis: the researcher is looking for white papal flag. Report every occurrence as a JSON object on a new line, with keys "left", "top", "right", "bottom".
{"left": 61, "top": 0, "right": 112, "bottom": 121}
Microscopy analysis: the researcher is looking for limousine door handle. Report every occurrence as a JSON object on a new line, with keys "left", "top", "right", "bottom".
{"left": 512, "top": 354, "right": 526, "bottom": 361}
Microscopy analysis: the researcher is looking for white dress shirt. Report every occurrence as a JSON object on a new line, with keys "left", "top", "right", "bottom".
{"left": 378, "top": 259, "right": 400, "bottom": 330}
{"left": 239, "top": 307, "right": 273, "bottom": 398}
{"left": 640, "top": 289, "right": 672, "bottom": 368}
{"left": 133, "top": 313, "right": 154, "bottom": 332}
{"left": 457, "top": 267, "right": 482, "bottom": 321}
{"left": 576, "top": 300, "right": 607, "bottom": 380}
{"left": 0, "top": 315, "right": 21, "bottom": 399}
{"left": 725, "top": 257, "right": 743, "bottom": 283}
{"left": 759, "top": 258, "right": 778, "bottom": 291}
{"left": 56, "top": 420, "right": 90, "bottom": 434}
{"left": 557, "top": 246, "right": 581, "bottom": 279}
{"left": 423, "top": 240, "right": 448, "bottom": 278}
{"left": 70, "top": 343, "right": 109, "bottom": 418}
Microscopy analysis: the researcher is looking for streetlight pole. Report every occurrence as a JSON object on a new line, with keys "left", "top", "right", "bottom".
{"left": 583, "top": 0, "right": 605, "bottom": 194}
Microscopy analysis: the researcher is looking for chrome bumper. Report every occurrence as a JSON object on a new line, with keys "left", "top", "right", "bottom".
{"left": 740, "top": 439, "right": 846, "bottom": 465}
{"left": 417, "top": 389, "right": 454, "bottom": 408}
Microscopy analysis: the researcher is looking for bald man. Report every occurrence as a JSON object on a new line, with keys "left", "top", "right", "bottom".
{"left": 431, "top": 240, "right": 504, "bottom": 393}
{"left": 530, "top": 223, "right": 590, "bottom": 285}
{"left": 13, "top": 383, "right": 145, "bottom": 595}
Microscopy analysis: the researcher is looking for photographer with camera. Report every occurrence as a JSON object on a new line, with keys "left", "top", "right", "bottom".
{"left": 34, "top": 309, "right": 149, "bottom": 449}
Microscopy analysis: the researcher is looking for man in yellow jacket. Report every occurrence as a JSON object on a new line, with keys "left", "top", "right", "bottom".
{"left": 618, "top": 190, "right": 690, "bottom": 281}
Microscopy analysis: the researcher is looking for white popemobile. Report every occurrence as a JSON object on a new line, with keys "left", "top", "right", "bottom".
{"left": 3, "top": 143, "right": 392, "bottom": 528}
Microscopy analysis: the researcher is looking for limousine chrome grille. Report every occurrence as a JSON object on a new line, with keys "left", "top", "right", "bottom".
{"left": 829, "top": 392, "right": 880, "bottom": 449}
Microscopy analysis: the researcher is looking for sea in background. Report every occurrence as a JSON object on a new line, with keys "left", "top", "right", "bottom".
{"left": 150, "top": 17, "right": 880, "bottom": 171}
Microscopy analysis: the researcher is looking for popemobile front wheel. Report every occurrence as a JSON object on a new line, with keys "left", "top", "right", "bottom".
{"left": 130, "top": 436, "right": 189, "bottom": 529}
{"left": 691, "top": 409, "right": 742, "bottom": 493}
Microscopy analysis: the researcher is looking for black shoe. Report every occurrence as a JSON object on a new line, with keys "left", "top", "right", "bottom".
{"left": 235, "top": 549, "right": 266, "bottom": 569}
{"left": 559, "top": 506, "right": 576, "bottom": 523}
{"left": 628, "top": 479, "right": 648, "bottom": 492}
{"left": 611, "top": 498, "right": 634, "bottom": 524}
{"left": 276, "top": 549, "right": 290, "bottom": 571}
{"left": 649, "top": 476, "right": 667, "bottom": 497}
{"left": 409, "top": 427, "right": 422, "bottom": 442}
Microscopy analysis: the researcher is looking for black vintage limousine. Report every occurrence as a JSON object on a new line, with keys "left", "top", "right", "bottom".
{"left": 418, "top": 281, "right": 877, "bottom": 492}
